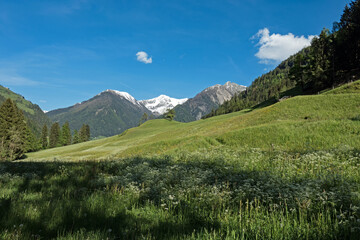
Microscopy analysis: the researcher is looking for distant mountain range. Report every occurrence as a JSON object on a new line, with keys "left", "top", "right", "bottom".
{"left": 0, "top": 81, "right": 245, "bottom": 138}
{"left": 140, "top": 95, "right": 188, "bottom": 115}
{"left": 173, "top": 81, "right": 246, "bottom": 122}
{"left": 0, "top": 85, "right": 51, "bottom": 136}
{"left": 47, "top": 90, "right": 152, "bottom": 137}
{"left": 46, "top": 82, "right": 245, "bottom": 137}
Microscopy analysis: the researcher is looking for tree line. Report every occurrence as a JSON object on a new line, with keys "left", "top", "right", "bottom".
{"left": 41, "top": 122, "right": 90, "bottom": 149}
{"left": 204, "top": 0, "right": 360, "bottom": 119}
{"left": 0, "top": 98, "right": 91, "bottom": 161}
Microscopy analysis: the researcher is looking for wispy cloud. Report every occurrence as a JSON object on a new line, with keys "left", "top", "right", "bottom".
{"left": 252, "top": 28, "right": 315, "bottom": 64}
{"left": 136, "top": 51, "right": 152, "bottom": 64}
{"left": 0, "top": 70, "right": 40, "bottom": 86}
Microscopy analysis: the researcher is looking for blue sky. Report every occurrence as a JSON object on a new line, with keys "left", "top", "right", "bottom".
{"left": 0, "top": 0, "right": 349, "bottom": 111}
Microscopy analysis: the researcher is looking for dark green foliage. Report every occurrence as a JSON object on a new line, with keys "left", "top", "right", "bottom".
{"left": 334, "top": 0, "right": 360, "bottom": 73}
{"left": 73, "top": 129, "right": 79, "bottom": 144}
{"left": 0, "top": 85, "right": 51, "bottom": 137}
{"left": 24, "top": 127, "right": 40, "bottom": 153}
{"left": 0, "top": 99, "right": 28, "bottom": 161}
{"left": 61, "top": 122, "right": 72, "bottom": 146}
{"left": 41, "top": 124, "right": 48, "bottom": 149}
{"left": 49, "top": 123, "right": 60, "bottom": 148}
{"left": 165, "top": 109, "right": 175, "bottom": 121}
{"left": 79, "top": 124, "right": 90, "bottom": 142}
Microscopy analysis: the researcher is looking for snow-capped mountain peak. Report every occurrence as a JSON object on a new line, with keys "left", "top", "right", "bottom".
{"left": 100, "top": 89, "right": 140, "bottom": 106}
{"left": 140, "top": 95, "right": 188, "bottom": 115}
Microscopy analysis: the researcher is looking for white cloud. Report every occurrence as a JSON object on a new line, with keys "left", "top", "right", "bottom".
{"left": 136, "top": 51, "right": 152, "bottom": 64}
{"left": 252, "top": 28, "right": 315, "bottom": 64}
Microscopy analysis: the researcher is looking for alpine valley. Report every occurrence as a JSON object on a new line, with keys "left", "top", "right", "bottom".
{"left": 46, "top": 82, "right": 245, "bottom": 137}
{"left": 1, "top": 1, "right": 360, "bottom": 239}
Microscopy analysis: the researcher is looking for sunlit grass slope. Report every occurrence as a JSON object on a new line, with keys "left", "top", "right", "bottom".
{"left": 323, "top": 79, "right": 360, "bottom": 95}
{"left": 26, "top": 90, "right": 360, "bottom": 161}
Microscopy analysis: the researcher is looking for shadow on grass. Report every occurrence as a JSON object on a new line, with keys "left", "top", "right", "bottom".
{"left": 0, "top": 154, "right": 358, "bottom": 239}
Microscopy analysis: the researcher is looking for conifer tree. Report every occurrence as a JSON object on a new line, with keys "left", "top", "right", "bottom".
{"left": 25, "top": 127, "right": 40, "bottom": 152}
{"left": 79, "top": 124, "right": 91, "bottom": 142}
{"left": 73, "top": 129, "right": 79, "bottom": 144}
{"left": 0, "top": 98, "right": 27, "bottom": 161}
{"left": 49, "top": 122, "right": 60, "bottom": 148}
{"left": 41, "top": 124, "right": 48, "bottom": 149}
{"left": 61, "top": 122, "right": 72, "bottom": 146}
{"left": 85, "top": 124, "right": 90, "bottom": 141}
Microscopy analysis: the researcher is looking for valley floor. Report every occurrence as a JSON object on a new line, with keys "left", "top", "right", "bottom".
{"left": 1, "top": 148, "right": 360, "bottom": 239}
{"left": 1, "top": 87, "right": 360, "bottom": 239}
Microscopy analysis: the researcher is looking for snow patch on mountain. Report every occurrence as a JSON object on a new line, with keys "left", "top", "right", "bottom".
{"left": 140, "top": 95, "right": 188, "bottom": 115}
{"left": 100, "top": 89, "right": 140, "bottom": 106}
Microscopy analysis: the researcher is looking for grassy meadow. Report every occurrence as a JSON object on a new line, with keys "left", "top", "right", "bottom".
{"left": 1, "top": 83, "right": 360, "bottom": 239}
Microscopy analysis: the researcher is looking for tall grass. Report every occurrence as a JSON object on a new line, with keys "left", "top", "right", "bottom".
{"left": 1, "top": 148, "right": 359, "bottom": 239}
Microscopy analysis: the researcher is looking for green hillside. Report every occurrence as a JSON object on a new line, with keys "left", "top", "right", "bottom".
{"left": 47, "top": 90, "right": 152, "bottom": 137}
{"left": 206, "top": 0, "right": 360, "bottom": 119}
{"left": 0, "top": 85, "right": 51, "bottom": 136}
{"left": 27, "top": 91, "right": 360, "bottom": 161}
{"left": 6, "top": 88, "right": 360, "bottom": 239}
{"left": 323, "top": 79, "right": 360, "bottom": 95}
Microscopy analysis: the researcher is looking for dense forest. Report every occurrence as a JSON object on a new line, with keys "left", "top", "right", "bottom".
{"left": 204, "top": 0, "right": 360, "bottom": 118}
{"left": 0, "top": 98, "right": 91, "bottom": 160}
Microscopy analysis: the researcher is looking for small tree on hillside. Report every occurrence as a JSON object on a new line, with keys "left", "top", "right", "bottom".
{"left": 165, "top": 109, "right": 175, "bottom": 121}
{"left": 139, "top": 112, "right": 148, "bottom": 125}
{"left": 41, "top": 124, "right": 48, "bottom": 149}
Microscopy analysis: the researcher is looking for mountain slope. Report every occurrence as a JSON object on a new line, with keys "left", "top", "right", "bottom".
{"left": 0, "top": 85, "right": 51, "bottom": 136}
{"left": 27, "top": 88, "right": 360, "bottom": 161}
{"left": 173, "top": 81, "right": 246, "bottom": 122}
{"left": 140, "top": 95, "right": 188, "bottom": 115}
{"left": 47, "top": 90, "right": 152, "bottom": 137}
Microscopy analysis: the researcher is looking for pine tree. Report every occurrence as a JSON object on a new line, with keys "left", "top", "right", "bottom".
{"left": 61, "top": 122, "right": 72, "bottom": 146}
{"left": 73, "top": 129, "right": 79, "bottom": 144}
{"left": 41, "top": 124, "right": 48, "bottom": 149}
{"left": 49, "top": 122, "right": 60, "bottom": 148}
{"left": 25, "top": 127, "right": 40, "bottom": 152}
{"left": 0, "top": 98, "right": 28, "bottom": 161}
{"left": 79, "top": 124, "right": 91, "bottom": 142}
{"left": 85, "top": 124, "right": 90, "bottom": 141}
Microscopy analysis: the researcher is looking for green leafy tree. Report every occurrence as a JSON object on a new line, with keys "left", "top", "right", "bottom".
{"left": 61, "top": 122, "right": 72, "bottom": 146}
{"left": 49, "top": 122, "right": 60, "bottom": 148}
{"left": 41, "top": 124, "right": 48, "bottom": 149}
{"left": 0, "top": 98, "right": 28, "bottom": 161}
{"left": 165, "top": 109, "right": 175, "bottom": 121}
